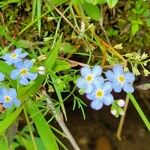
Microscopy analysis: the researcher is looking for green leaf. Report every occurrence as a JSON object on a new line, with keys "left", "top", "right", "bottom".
{"left": 98, "top": 0, "right": 106, "bottom": 4}
{"left": 17, "top": 136, "right": 46, "bottom": 150}
{"left": 85, "top": 0, "right": 99, "bottom": 5}
{"left": 131, "top": 22, "right": 139, "bottom": 36}
{"left": 44, "top": 35, "right": 62, "bottom": 72}
{"left": 71, "top": 0, "right": 84, "bottom": 4}
{"left": 0, "top": 60, "right": 17, "bottom": 88}
{"left": 45, "top": 0, "right": 68, "bottom": 10}
{"left": 51, "top": 73, "right": 67, "bottom": 120}
{"left": 0, "top": 107, "right": 22, "bottom": 135}
{"left": 128, "top": 93, "right": 150, "bottom": 132}
{"left": 26, "top": 100, "right": 58, "bottom": 150}
{"left": 37, "top": 0, "right": 41, "bottom": 36}
{"left": 107, "top": 0, "right": 118, "bottom": 8}
{"left": 82, "top": 2, "right": 101, "bottom": 21}
{"left": 32, "top": 0, "right": 37, "bottom": 21}
{"left": 19, "top": 75, "right": 45, "bottom": 100}
{"left": 19, "top": 36, "right": 62, "bottom": 100}
{"left": 146, "top": 19, "right": 150, "bottom": 27}
{"left": 13, "top": 39, "right": 34, "bottom": 49}
{"left": 52, "top": 60, "right": 71, "bottom": 72}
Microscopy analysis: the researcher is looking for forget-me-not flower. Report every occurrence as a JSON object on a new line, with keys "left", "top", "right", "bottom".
{"left": 105, "top": 65, "right": 135, "bottom": 93}
{"left": 86, "top": 80, "right": 114, "bottom": 110}
{"left": 0, "top": 88, "right": 20, "bottom": 108}
{"left": 2, "top": 48, "right": 28, "bottom": 65}
{"left": 77, "top": 65, "right": 103, "bottom": 94}
{"left": 0, "top": 72, "right": 5, "bottom": 81}
{"left": 10, "top": 60, "right": 38, "bottom": 85}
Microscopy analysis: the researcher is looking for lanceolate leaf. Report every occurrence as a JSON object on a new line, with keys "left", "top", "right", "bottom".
{"left": 26, "top": 100, "right": 58, "bottom": 150}
{"left": 107, "top": 0, "right": 118, "bottom": 8}
{"left": 82, "top": 2, "right": 101, "bottom": 21}
{"left": 0, "top": 107, "right": 22, "bottom": 135}
{"left": 44, "top": 34, "right": 62, "bottom": 72}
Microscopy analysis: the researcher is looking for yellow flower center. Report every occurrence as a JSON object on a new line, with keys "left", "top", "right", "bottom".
{"left": 96, "top": 90, "right": 104, "bottom": 98}
{"left": 4, "top": 96, "right": 11, "bottom": 103}
{"left": 11, "top": 53, "right": 17, "bottom": 58}
{"left": 118, "top": 76, "right": 125, "bottom": 83}
{"left": 20, "top": 68, "right": 28, "bottom": 76}
{"left": 86, "top": 75, "right": 93, "bottom": 82}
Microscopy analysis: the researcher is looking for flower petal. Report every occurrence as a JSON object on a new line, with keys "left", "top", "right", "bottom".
{"left": 27, "top": 72, "right": 38, "bottom": 80}
{"left": 92, "top": 65, "right": 102, "bottom": 77}
{"left": 112, "top": 81, "right": 122, "bottom": 93}
{"left": 105, "top": 70, "right": 114, "bottom": 81}
{"left": 80, "top": 66, "right": 91, "bottom": 77}
{"left": 0, "top": 72, "right": 5, "bottom": 81}
{"left": 19, "top": 52, "right": 28, "bottom": 58}
{"left": 23, "top": 60, "right": 33, "bottom": 68}
{"left": 91, "top": 100, "right": 103, "bottom": 110}
{"left": 14, "top": 48, "right": 22, "bottom": 54}
{"left": 113, "top": 65, "right": 124, "bottom": 76}
{"left": 13, "top": 98, "right": 21, "bottom": 107}
{"left": 85, "top": 84, "right": 94, "bottom": 94}
{"left": 20, "top": 76, "right": 29, "bottom": 85}
{"left": 124, "top": 72, "right": 135, "bottom": 83}
{"left": 93, "top": 77, "right": 104, "bottom": 89}
{"left": 9, "top": 88, "right": 17, "bottom": 98}
{"left": 103, "top": 82, "right": 112, "bottom": 93}
{"left": 6, "top": 59, "right": 13, "bottom": 65}
{"left": 103, "top": 94, "right": 114, "bottom": 105}
{"left": 86, "top": 92, "right": 95, "bottom": 101}
{"left": 2, "top": 53, "right": 10, "bottom": 60}
{"left": 3, "top": 102, "right": 13, "bottom": 108}
{"left": 76, "top": 78, "right": 86, "bottom": 89}
{"left": 123, "top": 83, "right": 134, "bottom": 93}
{"left": 10, "top": 70, "right": 20, "bottom": 80}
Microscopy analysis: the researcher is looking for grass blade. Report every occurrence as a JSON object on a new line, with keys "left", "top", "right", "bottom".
{"left": 26, "top": 100, "right": 59, "bottom": 150}
{"left": 37, "top": 0, "right": 41, "bottom": 36}
{"left": 128, "top": 93, "right": 150, "bottom": 131}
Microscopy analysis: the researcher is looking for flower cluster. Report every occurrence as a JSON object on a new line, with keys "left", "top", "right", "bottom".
{"left": 77, "top": 65, "right": 135, "bottom": 111}
{"left": 0, "top": 48, "right": 39, "bottom": 109}
{"left": 2, "top": 48, "right": 38, "bottom": 85}
{"left": 0, "top": 72, "right": 20, "bottom": 109}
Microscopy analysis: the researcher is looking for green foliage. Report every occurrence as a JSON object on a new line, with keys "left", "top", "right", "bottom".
{"left": 107, "top": 0, "right": 118, "bottom": 8}
{"left": 82, "top": 2, "right": 101, "bottom": 20}
{"left": 26, "top": 100, "right": 58, "bottom": 150}
{"left": 0, "top": 0, "right": 150, "bottom": 149}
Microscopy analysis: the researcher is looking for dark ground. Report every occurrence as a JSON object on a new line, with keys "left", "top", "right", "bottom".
{"left": 60, "top": 84, "right": 150, "bottom": 150}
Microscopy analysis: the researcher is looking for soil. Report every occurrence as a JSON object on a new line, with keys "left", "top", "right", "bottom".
{"left": 60, "top": 88, "right": 150, "bottom": 150}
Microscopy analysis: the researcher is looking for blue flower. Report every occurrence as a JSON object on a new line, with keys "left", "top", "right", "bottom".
{"left": 2, "top": 48, "right": 28, "bottom": 65}
{"left": 86, "top": 81, "right": 114, "bottom": 110}
{"left": 10, "top": 60, "right": 38, "bottom": 85}
{"left": 0, "top": 88, "right": 20, "bottom": 108}
{"left": 105, "top": 65, "right": 135, "bottom": 93}
{"left": 0, "top": 72, "right": 5, "bottom": 81}
{"left": 77, "top": 65, "right": 103, "bottom": 94}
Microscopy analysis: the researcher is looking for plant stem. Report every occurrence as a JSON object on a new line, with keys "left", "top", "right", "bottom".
{"left": 116, "top": 95, "right": 129, "bottom": 141}
{"left": 23, "top": 106, "right": 38, "bottom": 150}
{"left": 42, "top": 90, "right": 80, "bottom": 150}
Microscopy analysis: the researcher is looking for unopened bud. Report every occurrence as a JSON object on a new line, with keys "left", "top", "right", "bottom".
{"left": 37, "top": 66, "right": 45, "bottom": 75}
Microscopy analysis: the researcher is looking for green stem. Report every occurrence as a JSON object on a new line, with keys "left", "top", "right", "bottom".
{"left": 23, "top": 106, "right": 38, "bottom": 150}
{"left": 128, "top": 93, "right": 150, "bottom": 132}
